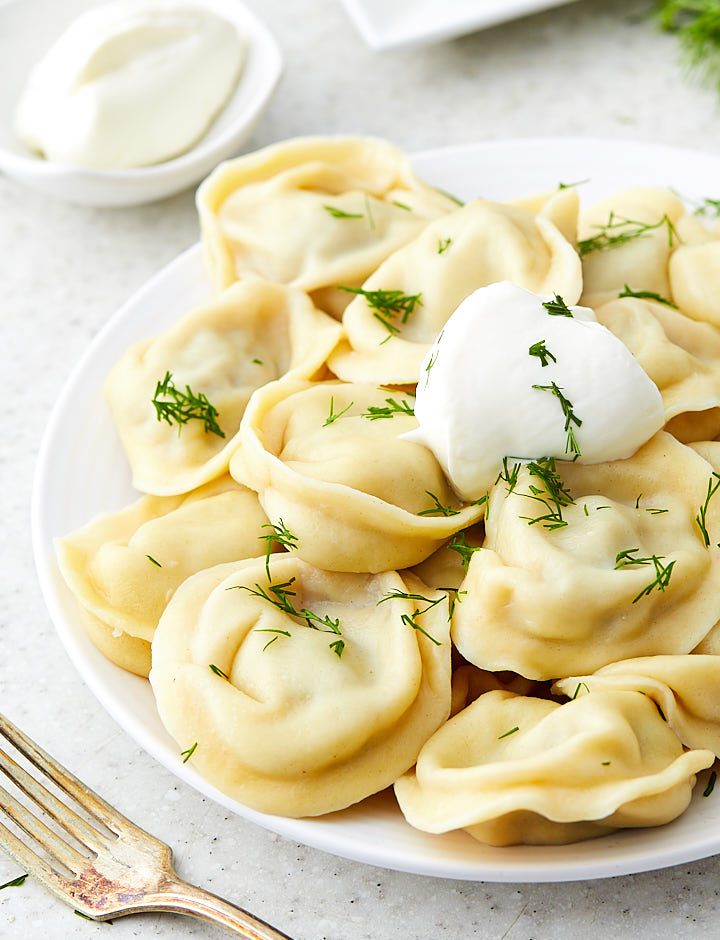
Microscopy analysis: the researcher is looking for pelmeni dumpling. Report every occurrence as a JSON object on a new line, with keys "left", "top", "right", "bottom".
{"left": 394, "top": 689, "right": 714, "bottom": 846}
{"left": 594, "top": 296, "right": 720, "bottom": 425}
{"left": 555, "top": 655, "right": 720, "bottom": 757}
{"left": 452, "top": 432, "right": 720, "bottom": 680}
{"left": 579, "top": 188, "right": 685, "bottom": 310}
{"left": 328, "top": 199, "right": 582, "bottom": 385}
{"left": 510, "top": 185, "right": 580, "bottom": 246}
{"left": 670, "top": 240, "right": 720, "bottom": 328}
{"left": 56, "top": 477, "right": 269, "bottom": 675}
{"left": 150, "top": 557, "right": 451, "bottom": 816}
{"left": 230, "top": 378, "right": 485, "bottom": 572}
{"left": 105, "top": 279, "right": 342, "bottom": 495}
{"left": 196, "top": 136, "right": 457, "bottom": 316}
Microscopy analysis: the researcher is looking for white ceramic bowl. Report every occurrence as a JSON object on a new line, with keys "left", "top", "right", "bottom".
{"left": 0, "top": 0, "right": 282, "bottom": 206}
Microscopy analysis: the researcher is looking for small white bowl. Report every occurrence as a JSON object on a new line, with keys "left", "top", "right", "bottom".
{"left": 0, "top": 0, "right": 282, "bottom": 206}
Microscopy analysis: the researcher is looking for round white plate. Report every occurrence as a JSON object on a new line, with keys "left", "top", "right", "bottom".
{"left": 32, "top": 137, "right": 720, "bottom": 882}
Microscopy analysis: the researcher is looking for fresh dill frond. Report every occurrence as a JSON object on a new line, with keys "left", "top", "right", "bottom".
{"left": 337, "top": 286, "right": 423, "bottom": 342}
{"left": 696, "top": 471, "right": 720, "bottom": 546}
{"left": 542, "top": 293, "right": 574, "bottom": 318}
{"left": 655, "top": 1, "right": 720, "bottom": 95}
{"left": 152, "top": 371, "right": 225, "bottom": 438}
{"left": 532, "top": 382, "right": 582, "bottom": 457}
{"left": 417, "top": 491, "right": 461, "bottom": 517}
{"left": 618, "top": 284, "right": 678, "bottom": 308}
{"left": 528, "top": 339, "right": 557, "bottom": 367}
{"left": 447, "top": 531, "right": 483, "bottom": 570}
{"left": 323, "top": 204, "right": 364, "bottom": 219}
{"left": 577, "top": 212, "right": 679, "bottom": 256}
{"left": 258, "top": 519, "right": 298, "bottom": 580}
{"left": 323, "top": 396, "right": 354, "bottom": 427}
{"left": 361, "top": 396, "right": 415, "bottom": 420}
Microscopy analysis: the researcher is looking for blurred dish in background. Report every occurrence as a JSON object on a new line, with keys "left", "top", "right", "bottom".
{"left": 338, "top": 0, "right": 580, "bottom": 50}
{"left": 0, "top": 0, "right": 282, "bottom": 206}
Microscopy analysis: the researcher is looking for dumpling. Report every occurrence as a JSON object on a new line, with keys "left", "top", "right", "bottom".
{"left": 451, "top": 432, "right": 720, "bottom": 680}
{"left": 328, "top": 199, "right": 582, "bottom": 385}
{"left": 394, "top": 689, "right": 714, "bottom": 846}
{"left": 230, "top": 378, "right": 485, "bottom": 572}
{"left": 56, "top": 477, "right": 270, "bottom": 675}
{"left": 105, "top": 278, "right": 342, "bottom": 495}
{"left": 670, "top": 240, "right": 720, "bottom": 328}
{"left": 196, "top": 136, "right": 457, "bottom": 316}
{"left": 555, "top": 655, "right": 720, "bottom": 757}
{"left": 594, "top": 296, "right": 720, "bottom": 428}
{"left": 150, "top": 557, "right": 451, "bottom": 816}
{"left": 579, "top": 187, "right": 685, "bottom": 310}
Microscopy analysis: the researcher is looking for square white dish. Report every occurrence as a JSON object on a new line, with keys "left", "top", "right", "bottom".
{"left": 338, "top": 0, "right": 581, "bottom": 50}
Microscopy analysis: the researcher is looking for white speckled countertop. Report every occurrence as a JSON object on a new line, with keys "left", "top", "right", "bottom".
{"left": 3, "top": 0, "right": 720, "bottom": 936}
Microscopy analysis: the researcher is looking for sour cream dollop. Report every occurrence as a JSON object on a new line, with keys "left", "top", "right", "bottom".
{"left": 15, "top": 1, "right": 245, "bottom": 169}
{"left": 403, "top": 281, "right": 665, "bottom": 501}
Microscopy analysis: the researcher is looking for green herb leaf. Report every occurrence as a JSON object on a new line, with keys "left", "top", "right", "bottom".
{"left": 497, "top": 726, "right": 519, "bottom": 740}
{"left": 528, "top": 339, "right": 557, "bottom": 367}
{"left": 542, "top": 293, "right": 574, "bottom": 317}
{"left": 323, "top": 205, "right": 363, "bottom": 219}
{"left": 259, "top": 519, "right": 299, "bottom": 581}
{"left": 696, "top": 472, "right": 720, "bottom": 547}
{"left": 152, "top": 371, "right": 225, "bottom": 438}
{"left": 417, "top": 491, "right": 461, "bottom": 517}
{"left": 577, "top": 212, "right": 679, "bottom": 256}
{"left": 437, "top": 237, "right": 452, "bottom": 254}
{"left": 180, "top": 742, "right": 198, "bottom": 763}
{"left": 447, "top": 531, "right": 483, "bottom": 570}
{"left": 704, "top": 769, "right": 717, "bottom": 797}
{"left": 532, "top": 382, "right": 582, "bottom": 457}
{"left": 323, "top": 396, "right": 354, "bottom": 427}
{"left": 337, "top": 287, "right": 422, "bottom": 342}
{"left": 146, "top": 554, "right": 162, "bottom": 567}
{"left": 361, "top": 396, "right": 415, "bottom": 420}
{"left": 655, "top": 2, "right": 720, "bottom": 96}
{"left": 618, "top": 284, "right": 678, "bottom": 308}
{"left": 0, "top": 875, "right": 28, "bottom": 889}
{"left": 209, "top": 664, "right": 229, "bottom": 680}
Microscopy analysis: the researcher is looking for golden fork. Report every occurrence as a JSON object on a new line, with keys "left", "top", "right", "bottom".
{"left": 0, "top": 712, "right": 294, "bottom": 938}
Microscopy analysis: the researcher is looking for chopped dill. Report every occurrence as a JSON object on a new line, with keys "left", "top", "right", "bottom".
{"left": 696, "top": 472, "right": 720, "bottom": 547}
{"left": 497, "top": 726, "right": 519, "bottom": 740}
{"left": 152, "top": 371, "right": 225, "bottom": 438}
{"left": 447, "top": 531, "right": 483, "bottom": 570}
{"left": 542, "top": 293, "right": 574, "bottom": 318}
{"left": 417, "top": 491, "right": 461, "bottom": 517}
{"left": 323, "top": 205, "right": 363, "bottom": 219}
{"left": 209, "top": 664, "right": 229, "bottom": 680}
{"left": 259, "top": 519, "right": 298, "bottom": 580}
{"left": 437, "top": 237, "right": 452, "bottom": 254}
{"left": 577, "top": 212, "right": 679, "bottom": 256}
{"left": 323, "top": 396, "right": 354, "bottom": 427}
{"left": 337, "top": 286, "right": 423, "bottom": 342}
{"left": 618, "top": 284, "right": 678, "bottom": 308}
{"left": 361, "top": 396, "right": 415, "bottom": 420}
{"left": 528, "top": 339, "right": 557, "bottom": 367}
{"left": 532, "top": 382, "right": 582, "bottom": 457}
{"left": 180, "top": 742, "right": 198, "bottom": 763}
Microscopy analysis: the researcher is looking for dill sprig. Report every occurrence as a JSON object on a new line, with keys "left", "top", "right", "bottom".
{"left": 577, "top": 212, "right": 679, "bottom": 256}
{"left": 0, "top": 875, "right": 28, "bottom": 889}
{"left": 696, "top": 471, "right": 720, "bottom": 546}
{"left": 152, "top": 371, "right": 225, "bottom": 438}
{"left": 532, "top": 381, "right": 582, "bottom": 457}
{"left": 447, "top": 531, "right": 483, "bottom": 570}
{"left": 323, "top": 396, "right": 354, "bottom": 427}
{"left": 528, "top": 339, "right": 557, "bottom": 367}
{"left": 361, "top": 396, "right": 415, "bottom": 420}
{"left": 542, "top": 294, "right": 574, "bottom": 318}
{"left": 694, "top": 196, "right": 720, "bottom": 217}
{"left": 232, "top": 577, "right": 344, "bottom": 657}
{"left": 496, "top": 457, "right": 521, "bottom": 492}
{"left": 497, "top": 726, "right": 519, "bottom": 740}
{"left": 180, "top": 742, "right": 198, "bottom": 763}
{"left": 614, "top": 549, "right": 676, "bottom": 602}
{"left": 209, "top": 664, "right": 229, "bottom": 680}
{"left": 146, "top": 554, "right": 162, "bottom": 567}
{"left": 417, "top": 491, "right": 461, "bottom": 517}
{"left": 377, "top": 590, "right": 444, "bottom": 645}
{"left": 655, "top": 1, "right": 720, "bottom": 94}
{"left": 618, "top": 284, "right": 678, "bottom": 307}
{"left": 338, "top": 286, "right": 422, "bottom": 342}
{"left": 259, "top": 519, "right": 298, "bottom": 580}
{"left": 437, "top": 237, "right": 452, "bottom": 254}
{"left": 323, "top": 205, "right": 363, "bottom": 219}
{"left": 518, "top": 456, "right": 576, "bottom": 530}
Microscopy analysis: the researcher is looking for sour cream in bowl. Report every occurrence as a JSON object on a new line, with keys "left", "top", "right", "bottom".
{"left": 0, "top": 0, "right": 282, "bottom": 206}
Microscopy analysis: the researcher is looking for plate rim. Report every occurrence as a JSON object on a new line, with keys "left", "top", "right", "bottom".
{"left": 32, "top": 135, "right": 720, "bottom": 882}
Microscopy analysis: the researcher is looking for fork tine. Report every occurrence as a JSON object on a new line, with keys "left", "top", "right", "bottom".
{"left": 0, "top": 818, "right": 72, "bottom": 891}
{"left": 0, "top": 781, "right": 89, "bottom": 873}
{"left": 0, "top": 746, "right": 111, "bottom": 849}
{"left": 0, "top": 713, "right": 134, "bottom": 833}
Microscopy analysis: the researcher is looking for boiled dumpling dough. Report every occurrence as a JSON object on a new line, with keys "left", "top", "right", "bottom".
{"left": 328, "top": 198, "right": 582, "bottom": 384}
{"left": 196, "top": 136, "right": 457, "bottom": 316}
{"left": 231, "top": 378, "right": 485, "bottom": 572}
{"left": 452, "top": 432, "right": 720, "bottom": 679}
{"left": 555, "top": 655, "right": 720, "bottom": 757}
{"left": 150, "top": 557, "right": 451, "bottom": 816}
{"left": 394, "top": 689, "right": 714, "bottom": 845}
{"left": 579, "top": 187, "right": 684, "bottom": 309}
{"left": 56, "top": 476, "right": 270, "bottom": 675}
{"left": 105, "top": 279, "right": 342, "bottom": 495}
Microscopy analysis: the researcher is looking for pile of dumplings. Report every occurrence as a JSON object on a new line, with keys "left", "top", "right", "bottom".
{"left": 58, "top": 136, "right": 720, "bottom": 847}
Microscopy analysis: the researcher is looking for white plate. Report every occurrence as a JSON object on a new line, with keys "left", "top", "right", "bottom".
{"left": 33, "top": 137, "right": 720, "bottom": 882}
{"left": 0, "top": 0, "right": 282, "bottom": 206}
{"left": 338, "top": 0, "right": 580, "bottom": 50}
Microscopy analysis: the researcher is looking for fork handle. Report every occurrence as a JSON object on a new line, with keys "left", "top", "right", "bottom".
{"left": 143, "top": 876, "right": 295, "bottom": 939}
